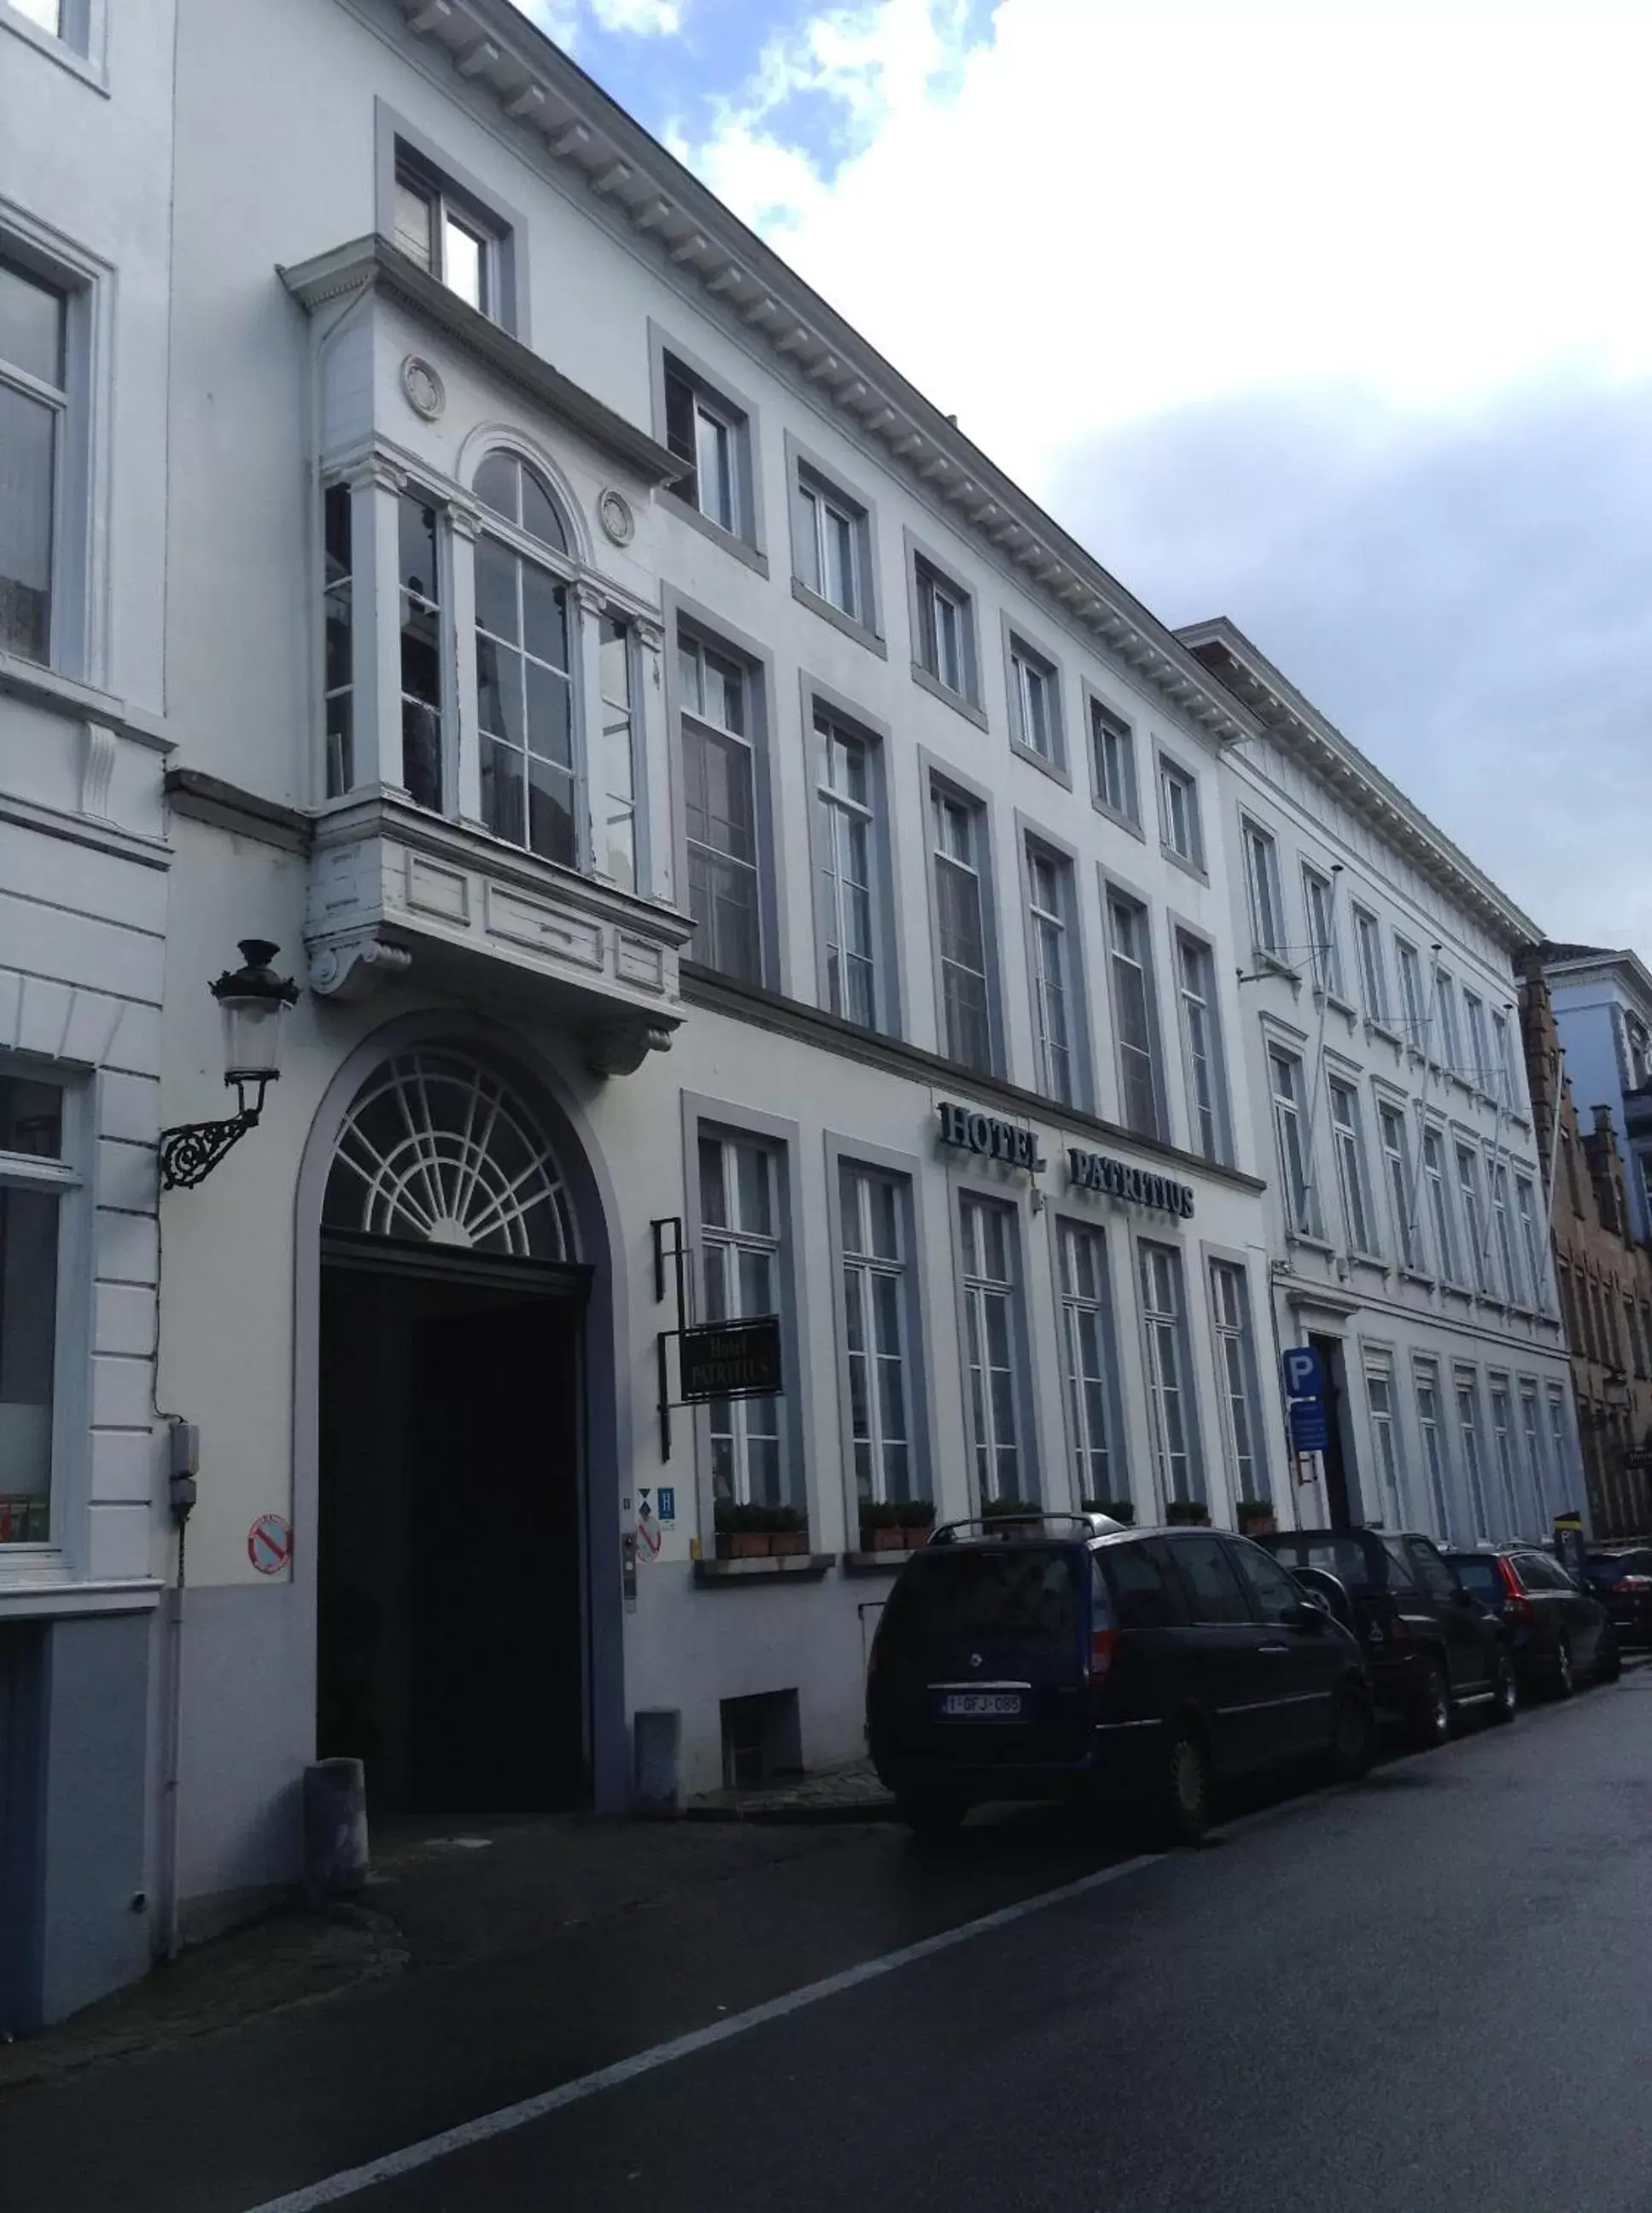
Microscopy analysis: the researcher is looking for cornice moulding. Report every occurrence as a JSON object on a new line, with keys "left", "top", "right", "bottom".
{"left": 277, "top": 233, "right": 683, "bottom": 487}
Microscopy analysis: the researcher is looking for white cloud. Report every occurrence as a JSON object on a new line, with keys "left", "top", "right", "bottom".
{"left": 679, "top": 0, "right": 1652, "bottom": 495}
{"left": 588, "top": 0, "right": 682, "bottom": 32}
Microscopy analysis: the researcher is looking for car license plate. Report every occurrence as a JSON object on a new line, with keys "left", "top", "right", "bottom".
{"left": 938, "top": 1692, "right": 1023, "bottom": 1718}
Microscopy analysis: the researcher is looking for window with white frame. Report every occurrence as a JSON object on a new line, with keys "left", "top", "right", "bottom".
{"left": 1435, "top": 967, "right": 1462, "bottom": 1073}
{"left": 1328, "top": 1078, "right": 1375, "bottom": 1254}
{"left": 322, "top": 482, "right": 353, "bottom": 797}
{"left": 1518, "top": 1381, "right": 1546, "bottom": 1525}
{"left": 1515, "top": 1174, "right": 1549, "bottom": 1311}
{"left": 1353, "top": 908, "right": 1388, "bottom": 1023}
{"left": 1027, "top": 844, "right": 1077, "bottom": 1106}
{"left": 663, "top": 354, "right": 751, "bottom": 543}
{"left": 474, "top": 453, "right": 576, "bottom": 865}
{"left": 1141, "top": 1241, "right": 1202, "bottom": 1505}
{"left": 394, "top": 155, "right": 498, "bottom": 316}
{"left": 1007, "top": 636, "right": 1060, "bottom": 765}
{"left": 597, "top": 615, "right": 639, "bottom": 890}
{"left": 1396, "top": 937, "right": 1426, "bottom": 1040}
{"left": 1107, "top": 890, "right": 1161, "bottom": 1136}
{"left": 1, "top": 253, "right": 68, "bottom": 668}
{"left": 1491, "top": 1010, "right": 1515, "bottom": 1106}
{"left": 1488, "top": 1378, "right": 1521, "bottom": 1538}
{"left": 1365, "top": 1360, "right": 1404, "bottom": 1528}
{"left": 397, "top": 493, "right": 444, "bottom": 812}
{"left": 1176, "top": 934, "right": 1228, "bottom": 1164}
{"left": 839, "top": 1163, "right": 919, "bottom": 1507}
{"left": 9, "top": 0, "right": 73, "bottom": 41}
{"left": 1209, "top": 1259, "right": 1265, "bottom": 1504}
{"left": 793, "top": 463, "right": 872, "bottom": 628}
{"left": 1421, "top": 1124, "right": 1460, "bottom": 1281}
{"left": 959, "top": 1194, "right": 1030, "bottom": 1504}
{"left": 1489, "top": 1162, "right": 1519, "bottom": 1305}
{"left": 1545, "top": 1387, "right": 1571, "bottom": 1509}
{"left": 680, "top": 629, "right": 762, "bottom": 984}
{"left": 1454, "top": 1369, "right": 1491, "bottom": 1540}
{"left": 1089, "top": 698, "right": 1137, "bottom": 822}
{"left": 1414, "top": 1363, "right": 1452, "bottom": 1539}
{"left": 1303, "top": 867, "right": 1345, "bottom": 999}
{"left": 1378, "top": 1102, "right": 1421, "bottom": 1270}
{"left": 1158, "top": 756, "right": 1202, "bottom": 867}
{"left": 0, "top": 1067, "right": 75, "bottom": 1548}
{"left": 913, "top": 552, "right": 975, "bottom": 701}
{"left": 1456, "top": 1142, "right": 1490, "bottom": 1293}
{"left": 931, "top": 785, "right": 995, "bottom": 1072}
{"left": 699, "top": 1131, "right": 788, "bottom": 1508}
{"left": 1269, "top": 1047, "right": 1320, "bottom": 1239}
{"left": 1464, "top": 991, "right": 1491, "bottom": 1093}
{"left": 1059, "top": 1220, "right": 1126, "bottom": 1509}
{"left": 1243, "top": 822, "right": 1287, "bottom": 961}
{"left": 814, "top": 709, "right": 884, "bottom": 1030}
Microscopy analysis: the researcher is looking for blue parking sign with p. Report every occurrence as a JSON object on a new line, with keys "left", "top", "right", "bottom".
{"left": 1282, "top": 1346, "right": 1326, "bottom": 1404}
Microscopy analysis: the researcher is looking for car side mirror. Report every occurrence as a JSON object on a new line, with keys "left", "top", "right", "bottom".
{"left": 1290, "top": 1601, "right": 1328, "bottom": 1632}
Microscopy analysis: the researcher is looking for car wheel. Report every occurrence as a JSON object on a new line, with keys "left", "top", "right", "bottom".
{"left": 897, "top": 1791, "right": 967, "bottom": 1840}
{"left": 1153, "top": 1724, "right": 1213, "bottom": 1846}
{"left": 1490, "top": 1654, "right": 1518, "bottom": 1725}
{"left": 1326, "top": 1687, "right": 1378, "bottom": 1779}
{"left": 1553, "top": 1638, "right": 1575, "bottom": 1699}
{"left": 1597, "top": 1634, "right": 1622, "bottom": 1685}
{"left": 1411, "top": 1658, "right": 1452, "bottom": 1749}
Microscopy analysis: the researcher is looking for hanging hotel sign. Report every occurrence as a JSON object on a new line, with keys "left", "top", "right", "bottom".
{"left": 679, "top": 1317, "right": 785, "bottom": 1404}
{"left": 1067, "top": 1147, "right": 1196, "bottom": 1218}
{"left": 937, "top": 1101, "right": 1046, "bottom": 1171}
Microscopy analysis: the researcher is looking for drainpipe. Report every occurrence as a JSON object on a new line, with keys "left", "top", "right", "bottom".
{"left": 161, "top": 1422, "right": 198, "bottom": 1964}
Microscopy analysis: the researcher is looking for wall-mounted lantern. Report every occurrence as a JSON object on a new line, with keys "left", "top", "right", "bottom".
{"left": 159, "top": 941, "right": 300, "bottom": 1191}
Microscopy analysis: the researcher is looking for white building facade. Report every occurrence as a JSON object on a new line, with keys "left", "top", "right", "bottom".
{"left": 1183, "top": 622, "right": 1585, "bottom": 1549}
{"left": 0, "top": 0, "right": 178, "bottom": 2030}
{"left": 0, "top": 0, "right": 1589, "bottom": 2024}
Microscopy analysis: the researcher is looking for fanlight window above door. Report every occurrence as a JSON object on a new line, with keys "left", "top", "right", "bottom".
{"left": 324, "top": 1051, "right": 575, "bottom": 1260}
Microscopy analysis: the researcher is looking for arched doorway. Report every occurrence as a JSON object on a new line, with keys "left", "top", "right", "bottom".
{"left": 315, "top": 1048, "right": 593, "bottom": 1814}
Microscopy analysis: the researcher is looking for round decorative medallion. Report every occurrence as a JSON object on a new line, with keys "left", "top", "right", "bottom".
{"left": 400, "top": 355, "right": 445, "bottom": 422}
{"left": 597, "top": 487, "right": 635, "bottom": 546}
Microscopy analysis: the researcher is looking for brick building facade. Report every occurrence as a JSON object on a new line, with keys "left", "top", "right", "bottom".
{"left": 1520, "top": 958, "right": 1652, "bottom": 1536}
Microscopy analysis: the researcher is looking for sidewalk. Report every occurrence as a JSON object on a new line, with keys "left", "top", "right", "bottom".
{"left": 686, "top": 1757, "right": 897, "bottom": 1823}
{"left": 0, "top": 1797, "right": 885, "bottom": 2095}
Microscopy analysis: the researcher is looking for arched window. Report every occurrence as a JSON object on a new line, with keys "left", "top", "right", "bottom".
{"left": 473, "top": 453, "right": 577, "bottom": 863}
{"left": 324, "top": 1049, "right": 576, "bottom": 1260}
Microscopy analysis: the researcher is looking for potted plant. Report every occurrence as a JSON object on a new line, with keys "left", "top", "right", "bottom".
{"left": 858, "top": 1499, "right": 906, "bottom": 1552}
{"left": 766, "top": 1504, "right": 809, "bottom": 1557}
{"left": 896, "top": 1498, "right": 937, "bottom": 1547}
{"left": 1235, "top": 1498, "right": 1277, "bottom": 1536}
{"left": 982, "top": 1496, "right": 1036, "bottom": 1521}
{"left": 715, "top": 1501, "right": 771, "bottom": 1559}
{"left": 1083, "top": 1498, "right": 1136, "bottom": 1526}
{"left": 1165, "top": 1498, "right": 1211, "bottom": 1527}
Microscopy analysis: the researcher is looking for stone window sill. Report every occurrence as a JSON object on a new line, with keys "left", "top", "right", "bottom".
{"left": 693, "top": 1553, "right": 834, "bottom": 1585}
{"left": 842, "top": 1547, "right": 927, "bottom": 1574}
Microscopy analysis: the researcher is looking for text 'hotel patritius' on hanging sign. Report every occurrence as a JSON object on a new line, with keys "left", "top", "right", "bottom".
{"left": 1068, "top": 1147, "right": 1196, "bottom": 1218}
{"left": 679, "top": 1317, "right": 785, "bottom": 1403}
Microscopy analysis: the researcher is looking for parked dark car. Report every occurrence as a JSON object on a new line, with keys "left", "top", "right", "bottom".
{"left": 1252, "top": 1527, "right": 1515, "bottom": 1744}
{"left": 1584, "top": 1547, "right": 1652, "bottom": 1647}
{"left": 866, "top": 1512, "right": 1376, "bottom": 1844}
{"left": 1445, "top": 1545, "right": 1620, "bottom": 1696}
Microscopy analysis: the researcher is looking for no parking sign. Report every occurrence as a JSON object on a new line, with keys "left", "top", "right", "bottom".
{"left": 248, "top": 1513, "right": 293, "bottom": 1575}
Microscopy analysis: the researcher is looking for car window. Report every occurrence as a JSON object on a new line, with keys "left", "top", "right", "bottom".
{"left": 881, "top": 1547, "right": 1082, "bottom": 1647}
{"left": 1381, "top": 1538, "right": 1421, "bottom": 1591}
{"left": 1406, "top": 1539, "right": 1458, "bottom": 1603}
{"left": 1167, "top": 1536, "right": 1252, "bottom": 1626}
{"left": 1263, "top": 1536, "right": 1379, "bottom": 1592}
{"left": 1451, "top": 1556, "right": 1503, "bottom": 1605}
{"left": 1585, "top": 1556, "right": 1621, "bottom": 1585}
{"left": 1229, "top": 1541, "right": 1308, "bottom": 1625}
{"left": 1517, "top": 1552, "right": 1573, "bottom": 1593}
{"left": 1102, "top": 1539, "right": 1189, "bottom": 1631}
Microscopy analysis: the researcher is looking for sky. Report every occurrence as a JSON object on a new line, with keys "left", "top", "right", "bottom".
{"left": 513, "top": 0, "right": 1652, "bottom": 953}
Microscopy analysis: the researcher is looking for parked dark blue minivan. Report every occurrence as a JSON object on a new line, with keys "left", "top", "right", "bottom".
{"left": 867, "top": 1512, "right": 1375, "bottom": 1841}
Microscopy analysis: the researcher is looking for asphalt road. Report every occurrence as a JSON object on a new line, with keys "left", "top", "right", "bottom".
{"left": 8, "top": 1673, "right": 1652, "bottom": 2213}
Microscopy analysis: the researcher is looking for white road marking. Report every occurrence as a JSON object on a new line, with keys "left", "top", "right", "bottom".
{"left": 241, "top": 1850, "right": 1164, "bottom": 2211}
